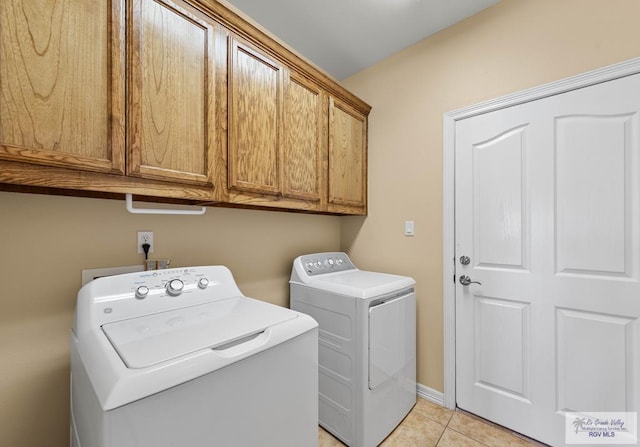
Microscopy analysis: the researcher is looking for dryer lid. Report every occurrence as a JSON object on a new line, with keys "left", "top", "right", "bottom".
{"left": 302, "top": 270, "right": 415, "bottom": 299}
{"left": 102, "top": 297, "right": 297, "bottom": 368}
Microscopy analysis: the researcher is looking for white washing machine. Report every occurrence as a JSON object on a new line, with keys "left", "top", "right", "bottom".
{"left": 71, "top": 265, "right": 318, "bottom": 447}
{"left": 290, "top": 252, "right": 416, "bottom": 447}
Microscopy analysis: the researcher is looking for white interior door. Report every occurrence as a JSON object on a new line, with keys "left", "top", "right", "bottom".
{"left": 455, "top": 73, "right": 640, "bottom": 446}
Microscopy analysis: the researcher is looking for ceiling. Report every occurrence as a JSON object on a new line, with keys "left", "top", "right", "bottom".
{"left": 224, "top": 0, "right": 500, "bottom": 80}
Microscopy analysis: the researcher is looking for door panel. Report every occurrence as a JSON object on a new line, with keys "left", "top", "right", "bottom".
{"left": 283, "top": 73, "right": 323, "bottom": 201}
{"left": 368, "top": 293, "right": 415, "bottom": 390}
{"left": 556, "top": 308, "right": 634, "bottom": 412}
{"left": 128, "top": 0, "right": 215, "bottom": 186}
{"left": 474, "top": 125, "right": 528, "bottom": 270}
{"left": 328, "top": 97, "right": 367, "bottom": 209}
{"left": 556, "top": 114, "right": 636, "bottom": 277}
{"left": 0, "top": 0, "right": 125, "bottom": 173}
{"left": 228, "top": 38, "right": 283, "bottom": 195}
{"left": 455, "top": 73, "right": 640, "bottom": 446}
{"left": 474, "top": 297, "right": 530, "bottom": 401}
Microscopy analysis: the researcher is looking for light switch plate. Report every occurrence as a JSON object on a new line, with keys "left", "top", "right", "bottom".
{"left": 404, "top": 220, "right": 415, "bottom": 236}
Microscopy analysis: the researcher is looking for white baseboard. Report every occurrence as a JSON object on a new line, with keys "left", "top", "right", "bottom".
{"left": 416, "top": 383, "right": 445, "bottom": 407}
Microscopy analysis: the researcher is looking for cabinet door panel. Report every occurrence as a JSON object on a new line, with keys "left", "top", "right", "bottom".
{"left": 283, "top": 73, "right": 323, "bottom": 202}
{"left": 328, "top": 98, "right": 367, "bottom": 209}
{"left": 228, "top": 38, "right": 282, "bottom": 195}
{"left": 0, "top": 0, "right": 125, "bottom": 173}
{"left": 128, "top": 0, "right": 215, "bottom": 186}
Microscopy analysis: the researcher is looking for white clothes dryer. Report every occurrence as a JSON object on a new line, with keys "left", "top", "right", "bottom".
{"left": 290, "top": 252, "right": 416, "bottom": 447}
{"left": 71, "top": 266, "right": 318, "bottom": 447}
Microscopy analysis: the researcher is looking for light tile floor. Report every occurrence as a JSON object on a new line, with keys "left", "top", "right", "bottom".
{"left": 318, "top": 397, "right": 549, "bottom": 447}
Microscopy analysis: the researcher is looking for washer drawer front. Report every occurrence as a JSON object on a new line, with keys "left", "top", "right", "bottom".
{"left": 368, "top": 291, "right": 416, "bottom": 390}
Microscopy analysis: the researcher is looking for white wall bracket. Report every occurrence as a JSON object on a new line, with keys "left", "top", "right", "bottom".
{"left": 125, "top": 194, "right": 207, "bottom": 215}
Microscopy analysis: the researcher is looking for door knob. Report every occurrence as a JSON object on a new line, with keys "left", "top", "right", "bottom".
{"left": 459, "top": 275, "right": 481, "bottom": 286}
{"left": 459, "top": 256, "right": 471, "bottom": 265}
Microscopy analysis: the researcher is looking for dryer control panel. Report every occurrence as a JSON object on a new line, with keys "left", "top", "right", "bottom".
{"left": 297, "top": 252, "right": 355, "bottom": 276}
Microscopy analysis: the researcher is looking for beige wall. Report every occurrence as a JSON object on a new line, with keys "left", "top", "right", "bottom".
{"left": 4, "top": 1, "right": 640, "bottom": 445}
{"left": 341, "top": 0, "right": 640, "bottom": 393}
{"left": 0, "top": 191, "right": 340, "bottom": 446}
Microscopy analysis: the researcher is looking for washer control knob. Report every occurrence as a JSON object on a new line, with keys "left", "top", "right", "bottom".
{"left": 135, "top": 286, "right": 149, "bottom": 299}
{"left": 198, "top": 278, "right": 209, "bottom": 289}
{"left": 326, "top": 258, "right": 335, "bottom": 267}
{"left": 166, "top": 279, "right": 184, "bottom": 296}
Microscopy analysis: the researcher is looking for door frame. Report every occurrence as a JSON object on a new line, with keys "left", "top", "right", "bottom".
{"left": 442, "top": 56, "right": 640, "bottom": 410}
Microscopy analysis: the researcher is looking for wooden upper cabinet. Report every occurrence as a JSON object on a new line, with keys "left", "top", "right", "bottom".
{"left": 283, "top": 73, "right": 324, "bottom": 202}
{"left": 328, "top": 97, "right": 368, "bottom": 211}
{"left": 228, "top": 37, "right": 283, "bottom": 196}
{"left": 0, "top": 0, "right": 369, "bottom": 214}
{"left": 128, "top": 0, "right": 216, "bottom": 186}
{"left": 0, "top": 0, "right": 125, "bottom": 174}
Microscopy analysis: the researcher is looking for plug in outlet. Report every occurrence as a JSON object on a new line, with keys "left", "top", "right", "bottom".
{"left": 137, "top": 231, "right": 154, "bottom": 254}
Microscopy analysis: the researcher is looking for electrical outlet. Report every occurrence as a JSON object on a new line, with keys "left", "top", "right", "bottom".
{"left": 137, "top": 231, "right": 154, "bottom": 254}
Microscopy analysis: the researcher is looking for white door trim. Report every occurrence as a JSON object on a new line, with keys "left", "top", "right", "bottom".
{"left": 442, "top": 56, "right": 640, "bottom": 410}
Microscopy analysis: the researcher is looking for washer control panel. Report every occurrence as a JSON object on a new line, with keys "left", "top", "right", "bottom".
{"left": 129, "top": 268, "right": 204, "bottom": 300}
{"left": 299, "top": 252, "right": 355, "bottom": 276}
{"left": 75, "top": 266, "right": 244, "bottom": 332}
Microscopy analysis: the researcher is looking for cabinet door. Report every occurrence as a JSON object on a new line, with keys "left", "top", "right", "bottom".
{"left": 328, "top": 97, "right": 367, "bottom": 210}
{"left": 128, "top": 0, "right": 216, "bottom": 186}
{"left": 0, "top": 0, "right": 125, "bottom": 174}
{"left": 282, "top": 73, "right": 324, "bottom": 202}
{"left": 228, "top": 37, "right": 283, "bottom": 196}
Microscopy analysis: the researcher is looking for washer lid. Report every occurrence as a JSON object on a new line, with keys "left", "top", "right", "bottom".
{"left": 102, "top": 297, "right": 297, "bottom": 369}
{"left": 305, "top": 270, "right": 415, "bottom": 299}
